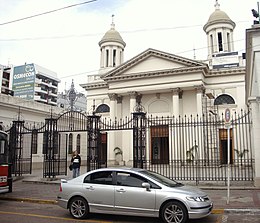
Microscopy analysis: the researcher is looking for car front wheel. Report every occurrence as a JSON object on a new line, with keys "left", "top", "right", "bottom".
{"left": 69, "top": 197, "right": 89, "bottom": 219}
{"left": 161, "top": 201, "right": 188, "bottom": 223}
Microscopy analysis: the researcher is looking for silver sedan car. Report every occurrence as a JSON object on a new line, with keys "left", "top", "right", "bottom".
{"left": 57, "top": 167, "right": 213, "bottom": 223}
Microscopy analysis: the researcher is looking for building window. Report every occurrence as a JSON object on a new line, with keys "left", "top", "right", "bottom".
{"left": 219, "top": 129, "right": 233, "bottom": 164}
{"left": 106, "top": 49, "right": 109, "bottom": 67}
{"left": 227, "top": 33, "right": 230, "bottom": 51}
{"left": 96, "top": 104, "right": 110, "bottom": 113}
{"left": 218, "top": 32, "right": 223, "bottom": 52}
{"left": 68, "top": 133, "right": 73, "bottom": 154}
{"left": 76, "top": 134, "right": 81, "bottom": 154}
{"left": 113, "top": 49, "right": 116, "bottom": 67}
{"left": 151, "top": 125, "right": 169, "bottom": 164}
{"left": 214, "top": 94, "right": 235, "bottom": 105}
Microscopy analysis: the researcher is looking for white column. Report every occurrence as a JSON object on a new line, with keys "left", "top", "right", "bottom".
{"left": 117, "top": 95, "right": 123, "bottom": 119}
{"left": 207, "top": 34, "right": 211, "bottom": 57}
{"left": 102, "top": 47, "right": 107, "bottom": 68}
{"left": 195, "top": 85, "right": 204, "bottom": 116}
{"left": 128, "top": 92, "right": 138, "bottom": 165}
{"left": 223, "top": 28, "right": 228, "bottom": 52}
{"left": 109, "top": 48, "right": 113, "bottom": 67}
{"left": 129, "top": 91, "right": 137, "bottom": 115}
{"left": 108, "top": 93, "right": 118, "bottom": 164}
{"left": 195, "top": 85, "right": 205, "bottom": 159}
{"left": 100, "top": 48, "right": 103, "bottom": 68}
{"left": 116, "top": 48, "right": 121, "bottom": 66}
{"left": 230, "top": 30, "right": 235, "bottom": 52}
{"left": 172, "top": 88, "right": 180, "bottom": 117}
{"left": 116, "top": 96, "right": 123, "bottom": 163}
{"left": 121, "top": 50, "right": 124, "bottom": 64}
{"left": 249, "top": 97, "right": 260, "bottom": 186}
{"left": 213, "top": 31, "right": 218, "bottom": 53}
{"left": 109, "top": 93, "right": 117, "bottom": 120}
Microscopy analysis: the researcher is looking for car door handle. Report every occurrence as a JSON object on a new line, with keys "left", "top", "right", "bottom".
{"left": 116, "top": 188, "right": 126, "bottom": 193}
{"left": 85, "top": 186, "right": 94, "bottom": 190}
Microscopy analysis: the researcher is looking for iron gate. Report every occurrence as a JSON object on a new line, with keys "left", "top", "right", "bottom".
{"left": 89, "top": 109, "right": 253, "bottom": 184}
{"left": 4, "top": 108, "right": 254, "bottom": 183}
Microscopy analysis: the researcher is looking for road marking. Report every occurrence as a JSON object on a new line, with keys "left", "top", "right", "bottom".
{"left": 0, "top": 211, "right": 113, "bottom": 223}
{"left": 221, "top": 215, "right": 228, "bottom": 223}
{"left": 215, "top": 212, "right": 227, "bottom": 223}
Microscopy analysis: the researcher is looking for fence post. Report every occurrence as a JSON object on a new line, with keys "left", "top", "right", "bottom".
{"left": 132, "top": 111, "right": 146, "bottom": 169}
{"left": 87, "top": 115, "right": 101, "bottom": 171}
{"left": 43, "top": 117, "right": 58, "bottom": 178}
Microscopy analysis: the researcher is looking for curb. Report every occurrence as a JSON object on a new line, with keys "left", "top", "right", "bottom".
{"left": 225, "top": 208, "right": 260, "bottom": 214}
{"left": 0, "top": 196, "right": 57, "bottom": 205}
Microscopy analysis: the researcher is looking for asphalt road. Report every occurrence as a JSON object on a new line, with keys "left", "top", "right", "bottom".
{"left": 1, "top": 200, "right": 260, "bottom": 223}
{"left": 0, "top": 200, "right": 221, "bottom": 223}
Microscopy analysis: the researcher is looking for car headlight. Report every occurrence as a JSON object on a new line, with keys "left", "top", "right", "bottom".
{"left": 186, "top": 196, "right": 207, "bottom": 202}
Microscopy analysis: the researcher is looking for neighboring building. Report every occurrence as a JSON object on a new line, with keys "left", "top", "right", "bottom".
{"left": 0, "top": 93, "right": 71, "bottom": 169}
{"left": 12, "top": 63, "right": 60, "bottom": 106}
{"left": 245, "top": 24, "right": 260, "bottom": 187}
{"left": 81, "top": 2, "right": 247, "bottom": 168}
{"left": 57, "top": 80, "right": 87, "bottom": 111}
{"left": 0, "top": 64, "right": 13, "bottom": 96}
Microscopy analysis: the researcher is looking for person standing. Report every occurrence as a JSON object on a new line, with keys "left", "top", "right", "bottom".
{"left": 71, "top": 150, "right": 81, "bottom": 178}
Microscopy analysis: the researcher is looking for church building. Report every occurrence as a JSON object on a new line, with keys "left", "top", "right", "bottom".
{"left": 81, "top": 1, "right": 247, "bottom": 169}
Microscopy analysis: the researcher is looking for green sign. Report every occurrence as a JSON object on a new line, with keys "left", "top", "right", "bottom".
{"left": 13, "top": 64, "right": 36, "bottom": 100}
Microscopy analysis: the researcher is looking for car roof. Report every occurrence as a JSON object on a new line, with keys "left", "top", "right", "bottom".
{"left": 89, "top": 167, "right": 145, "bottom": 173}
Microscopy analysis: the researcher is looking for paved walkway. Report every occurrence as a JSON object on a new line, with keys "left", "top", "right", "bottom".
{"left": 0, "top": 169, "right": 260, "bottom": 214}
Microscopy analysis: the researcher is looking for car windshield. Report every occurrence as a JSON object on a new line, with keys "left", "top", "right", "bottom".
{"left": 140, "top": 170, "right": 183, "bottom": 187}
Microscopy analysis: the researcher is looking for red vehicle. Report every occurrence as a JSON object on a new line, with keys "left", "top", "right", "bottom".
{"left": 0, "top": 130, "right": 12, "bottom": 193}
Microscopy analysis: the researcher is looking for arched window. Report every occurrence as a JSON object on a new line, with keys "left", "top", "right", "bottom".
{"left": 96, "top": 104, "right": 110, "bottom": 113}
{"left": 76, "top": 134, "right": 81, "bottom": 154}
{"left": 214, "top": 94, "right": 235, "bottom": 105}
{"left": 68, "top": 133, "right": 73, "bottom": 154}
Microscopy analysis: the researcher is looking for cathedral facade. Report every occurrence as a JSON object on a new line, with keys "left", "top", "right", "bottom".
{"left": 81, "top": 1, "right": 248, "bottom": 173}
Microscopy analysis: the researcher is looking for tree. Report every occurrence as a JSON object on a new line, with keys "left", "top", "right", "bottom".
{"left": 186, "top": 145, "right": 198, "bottom": 163}
{"left": 234, "top": 149, "right": 249, "bottom": 166}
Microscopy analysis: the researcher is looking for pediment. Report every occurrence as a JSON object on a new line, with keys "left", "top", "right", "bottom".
{"left": 102, "top": 48, "right": 207, "bottom": 81}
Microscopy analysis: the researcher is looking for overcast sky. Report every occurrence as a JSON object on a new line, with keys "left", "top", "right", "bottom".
{"left": 0, "top": 0, "right": 258, "bottom": 93}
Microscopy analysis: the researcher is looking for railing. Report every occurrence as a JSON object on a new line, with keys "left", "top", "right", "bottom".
{"left": 143, "top": 159, "right": 254, "bottom": 185}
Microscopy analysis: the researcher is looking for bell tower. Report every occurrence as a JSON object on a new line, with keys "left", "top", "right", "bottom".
{"left": 98, "top": 15, "right": 126, "bottom": 75}
{"left": 203, "top": 1, "right": 236, "bottom": 60}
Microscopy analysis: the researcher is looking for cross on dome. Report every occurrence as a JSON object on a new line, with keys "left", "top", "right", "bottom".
{"left": 215, "top": 0, "right": 220, "bottom": 10}
{"left": 111, "top": 14, "right": 115, "bottom": 29}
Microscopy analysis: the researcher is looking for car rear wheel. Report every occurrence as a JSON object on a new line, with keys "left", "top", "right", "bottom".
{"left": 69, "top": 197, "right": 89, "bottom": 219}
{"left": 161, "top": 201, "right": 188, "bottom": 223}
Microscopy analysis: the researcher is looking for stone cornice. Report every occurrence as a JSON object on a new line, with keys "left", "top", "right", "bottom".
{"left": 103, "top": 66, "right": 208, "bottom": 82}
{"left": 102, "top": 48, "right": 208, "bottom": 79}
{"left": 82, "top": 82, "right": 108, "bottom": 90}
{"left": 207, "top": 67, "right": 245, "bottom": 76}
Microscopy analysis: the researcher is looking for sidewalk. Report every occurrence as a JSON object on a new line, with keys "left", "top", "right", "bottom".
{"left": 0, "top": 170, "right": 260, "bottom": 215}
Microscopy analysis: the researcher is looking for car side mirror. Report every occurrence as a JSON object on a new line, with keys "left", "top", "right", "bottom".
{"left": 142, "top": 182, "right": 151, "bottom": 190}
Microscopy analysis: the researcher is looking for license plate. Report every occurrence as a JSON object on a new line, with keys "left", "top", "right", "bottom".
{"left": 0, "top": 176, "right": 7, "bottom": 183}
